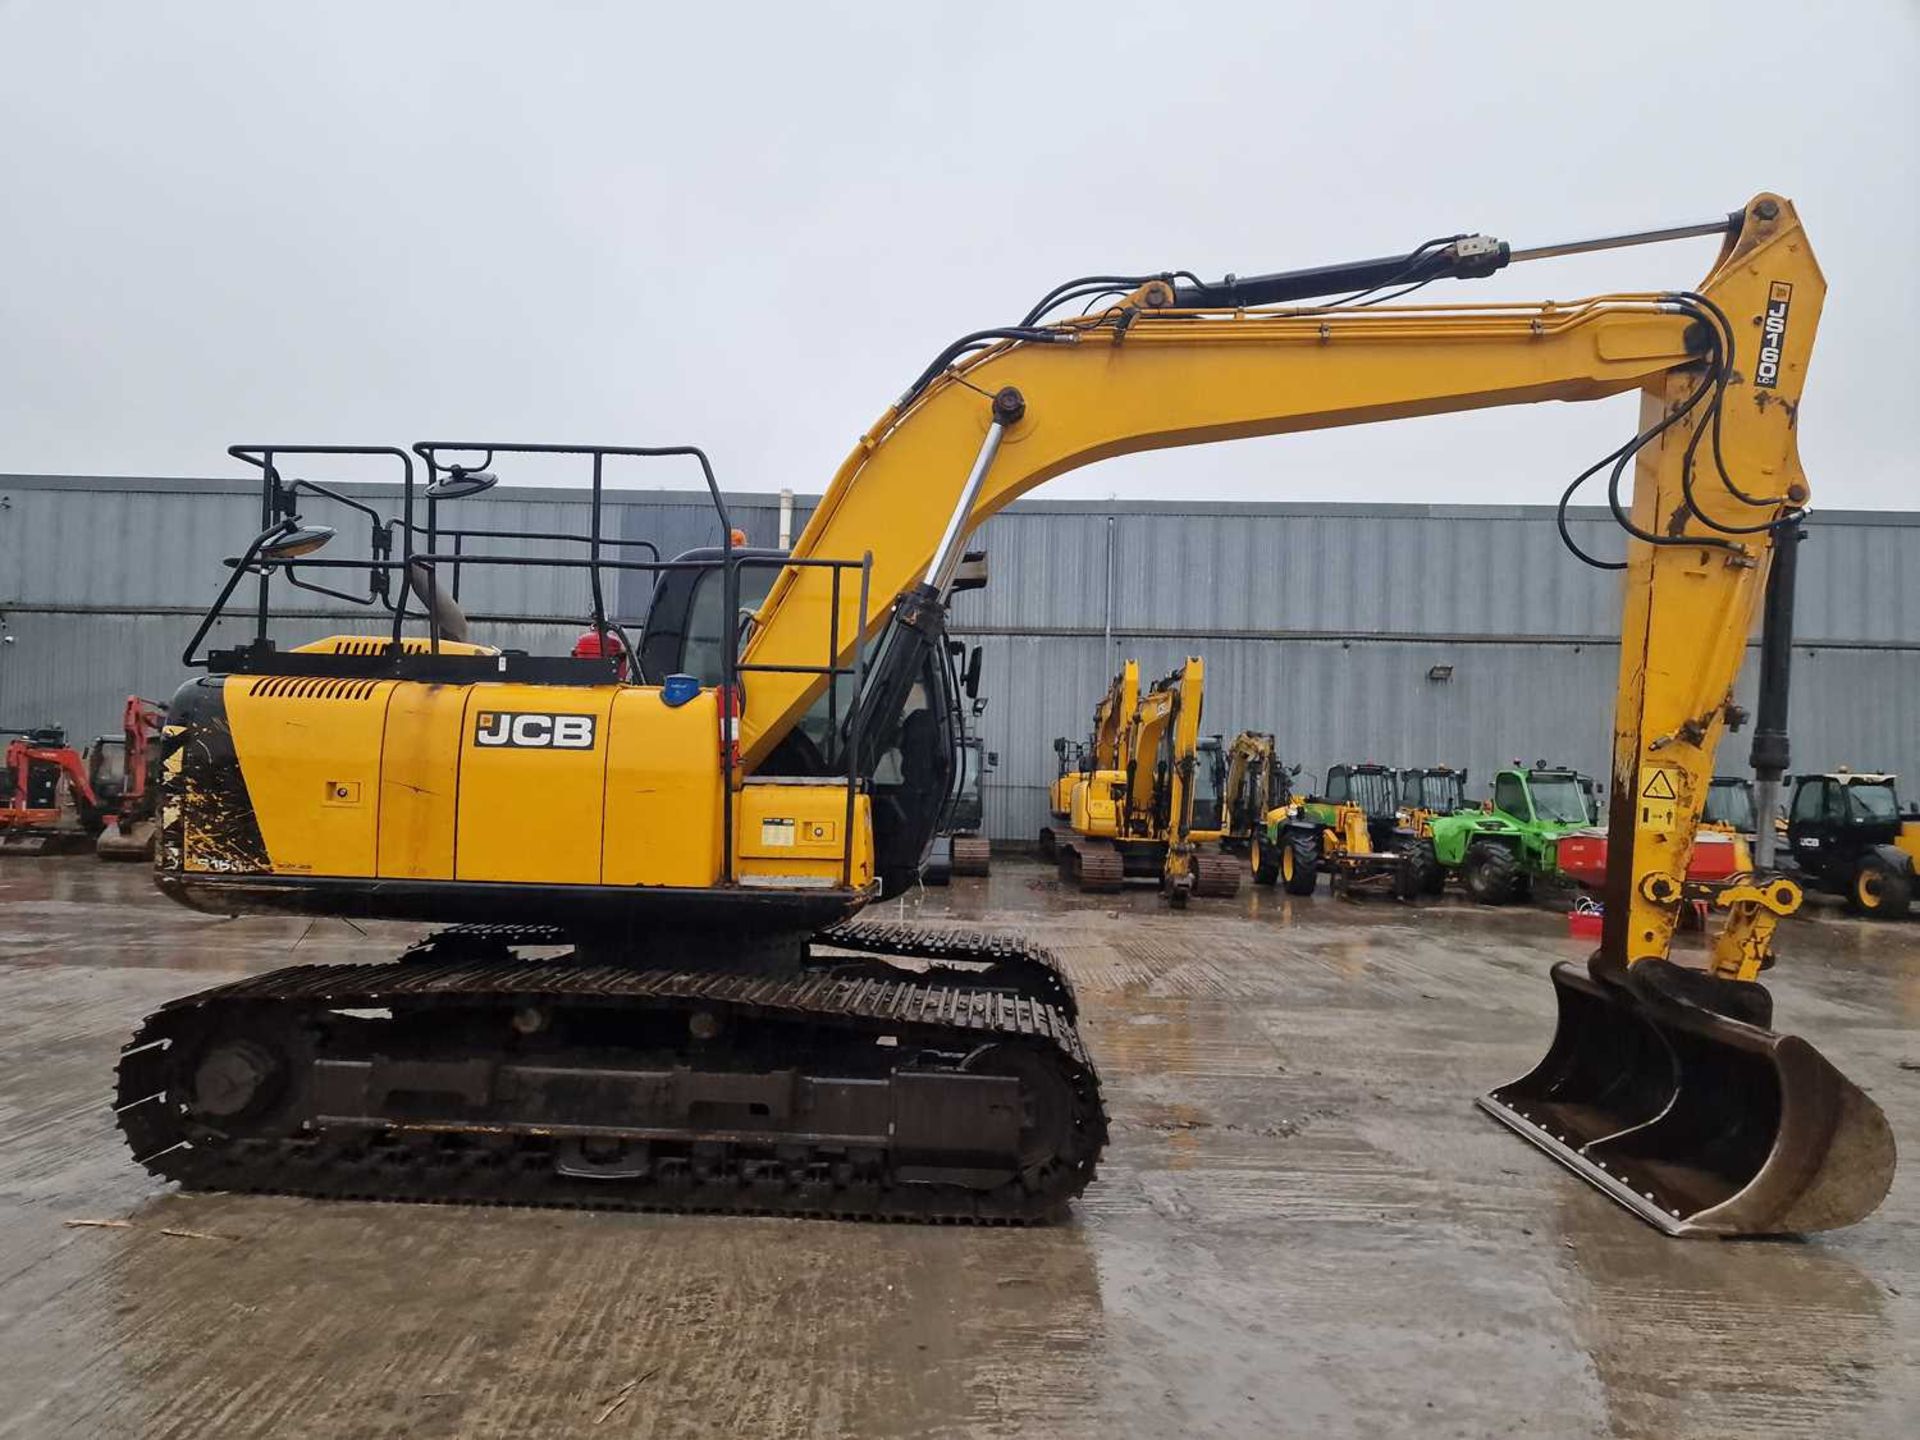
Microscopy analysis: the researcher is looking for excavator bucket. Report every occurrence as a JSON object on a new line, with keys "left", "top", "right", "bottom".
{"left": 95, "top": 816, "right": 157, "bottom": 861}
{"left": 1480, "top": 958, "right": 1896, "bottom": 1236}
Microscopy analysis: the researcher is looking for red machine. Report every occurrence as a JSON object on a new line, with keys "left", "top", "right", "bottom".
{"left": 0, "top": 698, "right": 167, "bottom": 858}
{"left": 1556, "top": 827, "right": 1749, "bottom": 890}
{"left": 0, "top": 726, "right": 104, "bottom": 855}
{"left": 93, "top": 697, "right": 167, "bottom": 860}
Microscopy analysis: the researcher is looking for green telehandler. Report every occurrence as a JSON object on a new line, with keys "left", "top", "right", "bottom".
{"left": 1428, "top": 763, "right": 1597, "bottom": 904}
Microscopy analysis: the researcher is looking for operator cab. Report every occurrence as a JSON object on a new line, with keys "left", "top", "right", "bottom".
{"left": 1190, "top": 736, "right": 1227, "bottom": 832}
{"left": 640, "top": 545, "right": 974, "bottom": 897}
{"left": 1324, "top": 762, "right": 1402, "bottom": 845}
{"left": 1702, "top": 776, "right": 1757, "bottom": 835}
{"left": 1397, "top": 766, "right": 1468, "bottom": 817}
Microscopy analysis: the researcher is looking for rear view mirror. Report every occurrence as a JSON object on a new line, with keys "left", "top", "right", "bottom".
{"left": 260, "top": 523, "right": 336, "bottom": 561}
{"left": 962, "top": 646, "right": 983, "bottom": 700}
{"left": 426, "top": 468, "right": 498, "bottom": 501}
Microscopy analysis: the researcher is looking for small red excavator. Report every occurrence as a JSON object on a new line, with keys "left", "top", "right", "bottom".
{"left": 1, "top": 725, "right": 103, "bottom": 854}
{"left": 94, "top": 697, "right": 168, "bottom": 860}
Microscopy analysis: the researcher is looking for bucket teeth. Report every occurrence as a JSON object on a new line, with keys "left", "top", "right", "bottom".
{"left": 1481, "top": 957, "right": 1896, "bottom": 1236}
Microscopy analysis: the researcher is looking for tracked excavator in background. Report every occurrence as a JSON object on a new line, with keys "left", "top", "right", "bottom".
{"left": 1055, "top": 658, "right": 1240, "bottom": 903}
{"left": 1038, "top": 737, "right": 1087, "bottom": 859}
{"left": 120, "top": 193, "right": 1893, "bottom": 1236}
{"left": 1040, "top": 662, "right": 1139, "bottom": 860}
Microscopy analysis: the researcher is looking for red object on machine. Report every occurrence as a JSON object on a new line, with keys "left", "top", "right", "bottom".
{"left": 571, "top": 629, "right": 630, "bottom": 681}
{"left": 1555, "top": 828, "right": 1748, "bottom": 891}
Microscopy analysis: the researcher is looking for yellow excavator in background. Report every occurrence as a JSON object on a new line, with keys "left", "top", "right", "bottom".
{"left": 1037, "top": 737, "right": 1087, "bottom": 858}
{"left": 1221, "top": 730, "right": 1297, "bottom": 885}
{"left": 1039, "top": 662, "right": 1139, "bottom": 860}
{"left": 122, "top": 193, "right": 1893, "bottom": 1236}
{"left": 1055, "top": 658, "right": 1241, "bottom": 902}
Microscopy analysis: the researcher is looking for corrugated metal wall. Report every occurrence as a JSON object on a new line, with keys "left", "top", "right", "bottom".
{"left": 3, "top": 475, "right": 1913, "bottom": 841}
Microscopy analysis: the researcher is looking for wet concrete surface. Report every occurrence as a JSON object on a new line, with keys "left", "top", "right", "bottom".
{"left": 0, "top": 857, "right": 1914, "bottom": 1439}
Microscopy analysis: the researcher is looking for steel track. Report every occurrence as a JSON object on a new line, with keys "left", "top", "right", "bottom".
{"left": 116, "top": 927, "right": 1107, "bottom": 1225}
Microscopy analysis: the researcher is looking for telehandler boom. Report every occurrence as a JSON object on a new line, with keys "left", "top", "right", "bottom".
{"left": 124, "top": 194, "right": 1892, "bottom": 1235}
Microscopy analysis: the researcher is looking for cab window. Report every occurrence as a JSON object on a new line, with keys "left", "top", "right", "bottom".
{"left": 1494, "top": 773, "right": 1531, "bottom": 820}
{"left": 679, "top": 567, "right": 779, "bottom": 687}
{"left": 1848, "top": 784, "right": 1899, "bottom": 821}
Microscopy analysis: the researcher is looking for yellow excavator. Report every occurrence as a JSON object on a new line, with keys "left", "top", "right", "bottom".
{"left": 1221, "top": 730, "right": 1297, "bottom": 885}
{"left": 1039, "top": 661, "right": 1139, "bottom": 860}
{"left": 120, "top": 193, "right": 1894, "bottom": 1235}
{"left": 1036, "top": 737, "right": 1087, "bottom": 858}
{"left": 1056, "top": 657, "right": 1241, "bottom": 903}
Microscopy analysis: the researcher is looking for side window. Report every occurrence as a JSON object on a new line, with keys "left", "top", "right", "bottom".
{"left": 1325, "top": 768, "right": 1350, "bottom": 804}
{"left": 1824, "top": 783, "right": 1850, "bottom": 822}
{"left": 1790, "top": 780, "right": 1825, "bottom": 824}
{"left": 1494, "top": 774, "right": 1530, "bottom": 819}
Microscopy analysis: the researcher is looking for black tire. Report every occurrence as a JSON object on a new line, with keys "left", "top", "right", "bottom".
{"left": 1393, "top": 856, "right": 1420, "bottom": 902}
{"left": 1252, "top": 831, "right": 1280, "bottom": 887}
{"left": 1412, "top": 838, "right": 1445, "bottom": 895}
{"left": 1850, "top": 856, "right": 1913, "bottom": 920}
{"left": 1280, "top": 830, "right": 1319, "bottom": 895}
{"left": 1464, "top": 841, "right": 1518, "bottom": 906}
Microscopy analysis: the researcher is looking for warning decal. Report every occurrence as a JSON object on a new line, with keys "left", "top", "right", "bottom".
{"left": 1639, "top": 767, "right": 1680, "bottom": 831}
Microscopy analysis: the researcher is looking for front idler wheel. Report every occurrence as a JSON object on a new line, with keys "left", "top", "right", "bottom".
{"left": 190, "top": 1038, "right": 283, "bottom": 1121}
{"left": 962, "top": 1043, "right": 1074, "bottom": 1192}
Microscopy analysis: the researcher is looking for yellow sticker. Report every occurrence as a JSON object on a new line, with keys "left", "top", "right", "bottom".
{"left": 1639, "top": 767, "right": 1679, "bottom": 830}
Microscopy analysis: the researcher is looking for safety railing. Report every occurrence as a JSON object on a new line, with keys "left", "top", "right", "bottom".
{"left": 182, "top": 441, "right": 875, "bottom": 889}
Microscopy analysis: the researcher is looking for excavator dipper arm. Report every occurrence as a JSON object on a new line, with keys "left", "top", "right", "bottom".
{"left": 738, "top": 193, "right": 1893, "bottom": 1235}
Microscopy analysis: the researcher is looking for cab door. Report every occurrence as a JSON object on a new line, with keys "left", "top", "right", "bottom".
{"left": 1787, "top": 778, "right": 1839, "bottom": 881}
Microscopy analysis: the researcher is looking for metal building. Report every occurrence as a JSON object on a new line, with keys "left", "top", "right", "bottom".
{"left": 3, "top": 474, "right": 1914, "bottom": 843}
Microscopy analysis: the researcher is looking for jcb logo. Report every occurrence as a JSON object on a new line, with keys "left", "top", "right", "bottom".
{"left": 1754, "top": 281, "right": 1792, "bottom": 390}
{"left": 473, "top": 712, "right": 597, "bottom": 749}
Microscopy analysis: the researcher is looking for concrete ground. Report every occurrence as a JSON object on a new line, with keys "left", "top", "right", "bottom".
{"left": 0, "top": 857, "right": 1913, "bottom": 1440}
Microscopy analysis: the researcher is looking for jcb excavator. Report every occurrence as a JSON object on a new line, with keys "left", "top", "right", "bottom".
{"left": 1037, "top": 738, "right": 1085, "bottom": 858}
{"left": 120, "top": 193, "right": 1893, "bottom": 1235}
{"left": 1054, "top": 658, "right": 1241, "bottom": 902}
{"left": 1222, "top": 730, "right": 1296, "bottom": 885}
{"left": 1039, "top": 663, "right": 1138, "bottom": 859}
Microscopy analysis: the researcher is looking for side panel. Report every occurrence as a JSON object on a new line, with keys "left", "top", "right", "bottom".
{"left": 734, "top": 783, "right": 873, "bottom": 889}
{"left": 602, "top": 688, "right": 725, "bottom": 888}
{"left": 377, "top": 683, "right": 466, "bottom": 880}
{"left": 455, "top": 685, "right": 618, "bottom": 884}
{"left": 222, "top": 678, "right": 394, "bottom": 877}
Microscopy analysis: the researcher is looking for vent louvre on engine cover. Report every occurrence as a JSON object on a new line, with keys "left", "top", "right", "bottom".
{"left": 250, "top": 677, "right": 382, "bottom": 701}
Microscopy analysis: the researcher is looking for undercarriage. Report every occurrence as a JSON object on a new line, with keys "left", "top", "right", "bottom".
{"left": 116, "top": 921, "right": 1106, "bottom": 1224}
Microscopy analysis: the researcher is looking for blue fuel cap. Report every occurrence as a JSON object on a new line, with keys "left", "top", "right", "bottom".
{"left": 661, "top": 673, "right": 701, "bottom": 708}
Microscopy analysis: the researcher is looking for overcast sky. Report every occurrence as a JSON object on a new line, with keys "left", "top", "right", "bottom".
{"left": 2, "top": 1, "right": 1914, "bottom": 510}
